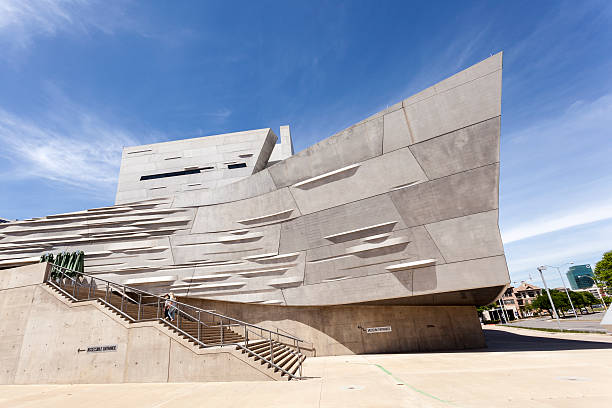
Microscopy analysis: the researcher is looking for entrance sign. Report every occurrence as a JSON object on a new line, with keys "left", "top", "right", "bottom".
{"left": 366, "top": 326, "right": 392, "bottom": 334}
{"left": 84, "top": 345, "right": 118, "bottom": 353}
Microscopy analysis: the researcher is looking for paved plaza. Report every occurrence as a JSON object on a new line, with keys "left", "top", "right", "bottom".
{"left": 2, "top": 326, "right": 611, "bottom": 408}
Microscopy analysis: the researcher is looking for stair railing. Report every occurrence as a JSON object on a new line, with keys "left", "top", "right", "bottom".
{"left": 46, "top": 263, "right": 306, "bottom": 379}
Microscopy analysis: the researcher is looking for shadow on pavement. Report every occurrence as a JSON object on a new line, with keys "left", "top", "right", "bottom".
{"left": 478, "top": 328, "right": 612, "bottom": 352}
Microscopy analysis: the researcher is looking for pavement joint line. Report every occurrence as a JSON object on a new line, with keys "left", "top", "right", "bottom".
{"left": 370, "top": 363, "right": 458, "bottom": 406}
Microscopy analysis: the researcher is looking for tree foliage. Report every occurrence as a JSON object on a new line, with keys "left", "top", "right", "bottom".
{"left": 595, "top": 250, "right": 612, "bottom": 290}
{"left": 532, "top": 290, "right": 600, "bottom": 315}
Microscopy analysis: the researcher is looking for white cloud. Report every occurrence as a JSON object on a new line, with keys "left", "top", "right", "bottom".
{"left": 0, "top": 98, "right": 141, "bottom": 197}
{"left": 502, "top": 201, "right": 612, "bottom": 243}
{"left": 0, "top": 0, "right": 135, "bottom": 52}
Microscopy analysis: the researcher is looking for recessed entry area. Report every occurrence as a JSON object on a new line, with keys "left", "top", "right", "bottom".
{"left": 140, "top": 167, "right": 214, "bottom": 181}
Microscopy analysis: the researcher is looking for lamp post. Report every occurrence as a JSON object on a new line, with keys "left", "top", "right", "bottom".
{"left": 546, "top": 262, "right": 578, "bottom": 319}
{"left": 537, "top": 266, "right": 562, "bottom": 331}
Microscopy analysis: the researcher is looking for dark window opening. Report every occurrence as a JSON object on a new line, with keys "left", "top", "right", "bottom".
{"left": 140, "top": 166, "right": 214, "bottom": 181}
{"left": 227, "top": 163, "right": 247, "bottom": 169}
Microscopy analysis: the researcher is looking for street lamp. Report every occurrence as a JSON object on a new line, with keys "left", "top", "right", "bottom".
{"left": 537, "top": 266, "right": 562, "bottom": 330}
{"left": 546, "top": 262, "right": 578, "bottom": 319}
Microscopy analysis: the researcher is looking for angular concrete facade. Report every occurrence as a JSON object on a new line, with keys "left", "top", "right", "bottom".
{"left": 0, "top": 54, "right": 508, "bottom": 354}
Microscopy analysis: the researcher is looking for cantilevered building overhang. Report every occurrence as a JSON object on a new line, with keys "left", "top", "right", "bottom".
{"left": 0, "top": 53, "right": 509, "bottom": 308}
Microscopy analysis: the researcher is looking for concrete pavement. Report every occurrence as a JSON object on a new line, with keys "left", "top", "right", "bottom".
{"left": 1, "top": 326, "right": 612, "bottom": 407}
{"left": 505, "top": 311, "right": 607, "bottom": 333}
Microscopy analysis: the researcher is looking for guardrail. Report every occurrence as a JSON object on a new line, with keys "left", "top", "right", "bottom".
{"left": 46, "top": 263, "right": 305, "bottom": 379}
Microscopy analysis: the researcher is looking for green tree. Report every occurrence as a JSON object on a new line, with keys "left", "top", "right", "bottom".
{"left": 531, "top": 290, "right": 570, "bottom": 317}
{"left": 582, "top": 291, "right": 599, "bottom": 311}
{"left": 594, "top": 250, "right": 612, "bottom": 291}
{"left": 569, "top": 291, "right": 586, "bottom": 314}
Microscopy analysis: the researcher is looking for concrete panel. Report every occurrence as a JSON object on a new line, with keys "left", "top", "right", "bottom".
{"left": 188, "top": 297, "right": 485, "bottom": 355}
{"left": 389, "top": 163, "right": 499, "bottom": 227}
{"left": 404, "top": 69, "right": 502, "bottom": 144}
{"left": 425, "top": 210, "right": 504, "bottom": 263}
{"left": 279, "top": 194, "right": 407, "bottom": 253}
{"left": 124, "top": 327, "right": 170, "bottom": 383}
{"left": 171, "top": 168, "right": 277, "bottom": 208}
{"left": 289, "top": 147, "right": 427, "bottom": 215}
{"left": 14, "top": 286, "right": 129, "bottom": 384}
{"left": 410, "top": 116, "right": 500, "bottom": 179}
{"left": 191, "top": 188, "right": 301, "bottom": 233}
{"left": 0, "top": 285, "right": 36, "bottom": 383}
{"left": 283, "top": 269, "right": 414, "bottom": 306}
{"left": 382, "top": 107, "right": 412, "bottom": 153}
{"left": 303, "top": 229, "right": 415, "bottom": 285}
{"left": 419, "top": 255, "right": 509, "bottom": 296}
{"left": 268, "top": 117, "right": 383, "bottom": 189}
{"left": 0, "top": 263, "right": 48, "bottom": 290}
{"left": 167, "top": 341, "right": 273, "bottom": 382}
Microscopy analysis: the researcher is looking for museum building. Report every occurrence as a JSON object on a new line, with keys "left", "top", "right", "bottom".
{"left": 0, "top": 53, "right": 509, "bottom": 384}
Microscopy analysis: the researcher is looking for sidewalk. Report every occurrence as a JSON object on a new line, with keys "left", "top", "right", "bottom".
{"left": 1, "top": 326, "right": 612, "bottom": 408}
{"left": 504, "top": 311, "right": 607, "bottom": 333}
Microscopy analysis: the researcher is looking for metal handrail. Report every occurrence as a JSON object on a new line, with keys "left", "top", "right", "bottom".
{"left": 46, "top": 263, "right": 305, "bottom": 379}
{"left": 49, "top": 264, "right": 303, "bottom": 343}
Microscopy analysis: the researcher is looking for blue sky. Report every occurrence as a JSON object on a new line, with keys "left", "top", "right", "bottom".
{"left": 0, "top": 0, "right": 611, "bottom": 288}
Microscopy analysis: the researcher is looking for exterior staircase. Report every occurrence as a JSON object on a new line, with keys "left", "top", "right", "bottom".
{"left": 45, "top": 266, "right": 306, "bottom": 380}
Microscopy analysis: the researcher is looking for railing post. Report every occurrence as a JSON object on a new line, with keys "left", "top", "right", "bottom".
{"left": 72, "top": 274, "right": 76, "bottom": 297}
{"left": 105, "top": 282, "right": 109, "bottom": 302}
{"left": 137, "top": 293, "right": 142, "bottom": 321}
{"left": 220, "top": 318, "right": 224, "bottom": 345}
{"left": 197, "top": 311, "right": 201, "bottom": 342}
{"left": 245, "top": 326, "right": 248, "bottom": 347}
{"left": 88, "top": 277, "right": 93, "bottom": 299}
{"left": 157, "top": 298, "right": 160, "bottom": 319}
{"left": 298, "top": 341, "right": 302, "bottom": 377}
{"left": 269, "top": 334, "right": 273, "bottom": 366}
{"left": 120, "top": 290, "right": 124, "bottom": 313}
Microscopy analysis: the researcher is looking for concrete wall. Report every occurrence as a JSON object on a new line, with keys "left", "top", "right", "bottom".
{"left": 186, "top": 298, "right": 485, "bottom": 356}
{"left": 115, "top": 128, "right": 277, "bottom": 204}
{"left": 0, "top": 53, "right": 508, "bottom": 309}
{"left": 0, "top": 266, "right": 275, "bottom": 384}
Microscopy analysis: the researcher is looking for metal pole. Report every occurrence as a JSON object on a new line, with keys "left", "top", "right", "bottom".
{"left": 555, "top": 266, "right": 578, "bottom": 319}
{"left": 593, "top": 283, "right": 608, "bottom": 309}
{"left": 198, "top": 311, "right": 201, "bottom": 342}
{"left": 498, "top": 298, "right": 510, "bottom": 323}
{"left": 137, "top": 293, "right": 142, "bottom": 320}
{"left": 538, "top": 267, "right": 562, "bottom": 330}
{"left": 219, "top": 317, "right": 223, "bottom": 345}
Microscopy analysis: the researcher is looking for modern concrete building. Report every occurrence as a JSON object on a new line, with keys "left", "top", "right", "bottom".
{"left": 0, "top": 53, "right": 509, "bottom": 383}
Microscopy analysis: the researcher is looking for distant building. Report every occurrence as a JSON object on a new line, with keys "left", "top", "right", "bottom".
{"left": 513, "top": 282, "right": 542, "bottom": 317}
{"left": 566, "top": 264, "right": 596, "bottom": 290}
{"left": 0, "top": 218, "right": 11, "bottom": 223}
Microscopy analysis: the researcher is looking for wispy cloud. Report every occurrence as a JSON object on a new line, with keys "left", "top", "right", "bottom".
{"left": 0, "top": 91, "right": 143, "bottom": 197}
{"left": 504, "top": 217, "right": 612, "bottom": 287}
{"left": 0, "top": 0, "right": 119, "bottom": 48}
{"left": 500, "top": 92, "right": 612, "bottom": 243}
{"left": 502, "top": 201, "right": 612, "bottom": 244}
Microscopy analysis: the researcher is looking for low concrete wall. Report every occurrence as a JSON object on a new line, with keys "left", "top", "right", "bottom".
{"left": 0, "top": 266, "right": 275, "bottom": 384}
{"left": 185, "top": 298, "right": 485, "bottom": 356}
{"left": 0, "top": 262, "right": 49, "bottom": 290}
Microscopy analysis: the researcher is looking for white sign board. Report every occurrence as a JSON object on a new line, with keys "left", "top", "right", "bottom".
{"left": 366, "top": 326, "right": 392, "bottom": 334}
{"left": 87, "top": 345, "right": 117, "bottom": 353}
